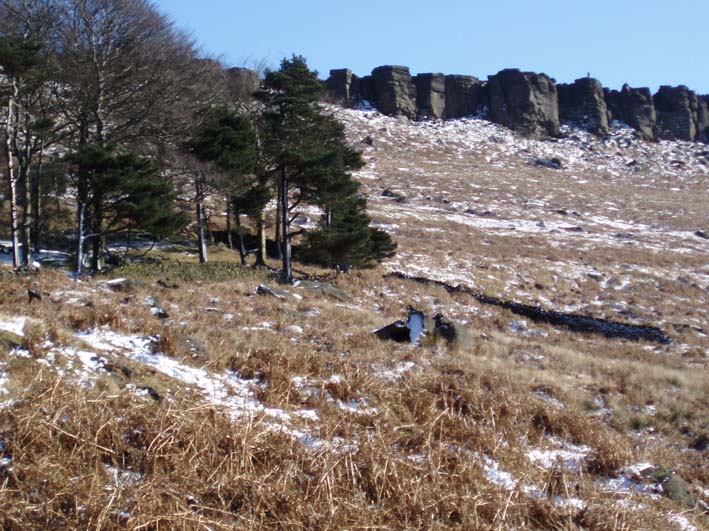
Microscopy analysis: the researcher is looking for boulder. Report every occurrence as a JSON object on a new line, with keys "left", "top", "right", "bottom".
{"left": 225, "top": 67, "right": 260, "bottom": 101}
{"left": 444, "top": 75, "right": 485, "bottom": 119}
{"left": 558, "top": 77, "right": 610, "bottom": 134}
{"left": 256, "top": 284, "right": 299, "bottom": 300}
{"left": 413, "top": 73, "right": 446, "bottom": 119}
{"left": 605, "top": 84, "right": 657, "bottom": 141}
{"left": 654, "top": 85, "right": 699, "bottom": 141}
{"left": 487, "top": 69, "right": 560, "bottom": 139}
{"left": 370, "top": 66, "right": 418, "bottom": 119}
{"left": 326, "top": 68, "right": 354, "bottom": 104}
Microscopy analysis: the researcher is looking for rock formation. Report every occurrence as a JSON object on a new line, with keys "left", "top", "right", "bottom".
{"left": 486, "top": 69, "right": 560, "bottom": 139}
{"left": 654, "top": 85, "right": 699, "bottom": 141}
{"left": 558, "top": 77, "right": 609, "bottom": 135}
{"left": 413, "top": 73, "right": 446, "bottom": 119}
{"left": 370, "top": 66, "right": 418, "bottom": 119}
{"left": 444, "top": 75, "right": 485, "bottom": 119}
{"left": 604, "top": 85, "right": 658, "bottom": 141}
{"left": 324, "top": 65, "right": 709, "bottom": 144}
{"left": 226, "top": 67, "right": 260, "bottom": 101}
{"left": 326, "top": 68, "right": 354, "bottom": 103}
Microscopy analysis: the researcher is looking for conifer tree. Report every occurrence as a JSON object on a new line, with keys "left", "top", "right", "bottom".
{"left": 186, "top": 107, "right": 262, "bottom": 264}
{"left": 66, "top": 145, "right": 186, "bottom": 271}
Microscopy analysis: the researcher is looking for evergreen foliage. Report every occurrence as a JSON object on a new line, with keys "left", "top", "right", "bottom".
{"left": 66, "top": 144, "right": 186, "bottom": 243}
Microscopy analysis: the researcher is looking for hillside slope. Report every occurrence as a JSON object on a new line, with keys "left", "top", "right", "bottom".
{"left": 0, "top": 107, "right": 707, "bottom": 530}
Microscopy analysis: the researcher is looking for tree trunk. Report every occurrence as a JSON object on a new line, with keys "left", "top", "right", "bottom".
{"left": 89, "top": 193, "right": 103, "bottom": 272}
{"left": 280, "top": 168, "right": 291, "bottom": 283}
{"left": 225, "top": 197, "right": 233, "bottom": 250}
{"left": 18, "top": 110, "right": 33, "bottom": 266}
{"left": 75, "top": 198, "right": 85, "bottom": 274}
{"left": 274, "top": 185, "right": 283, "bottom": 260}
{"left": 254, "top": 209, "right": 267, "bottom": 267}
{"left": 195, "top": 174, "right": 208, "bottom": 263}
{"left": 235, "top": 212, "right": 247, "bottom": 266}
{"left": 32, "top": 140, "right": 43, "bottom": 254}
{"left": 4, "top": 88, "right": 20, "bottom": 268}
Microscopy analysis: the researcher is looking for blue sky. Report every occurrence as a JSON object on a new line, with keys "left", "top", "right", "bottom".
{"left": 155, "top": 0, "right": 709, "bottom": 93}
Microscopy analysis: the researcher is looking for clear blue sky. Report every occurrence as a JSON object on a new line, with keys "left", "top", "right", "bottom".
{"left": 154, "top": 0, "right": 709, "bottom": 94}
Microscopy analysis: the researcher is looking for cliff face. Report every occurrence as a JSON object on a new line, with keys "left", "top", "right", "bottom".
{"left": 326, "top": 66, "right": 709, "bottom": 144}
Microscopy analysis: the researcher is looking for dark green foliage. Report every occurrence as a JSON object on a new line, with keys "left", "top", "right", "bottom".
{"left": 260, "top": 55, "right": 396, "bottom": 273}
{"left": 66, "top": 144, "right": 186, "bottom": 238}
{"left": 187, "top": 107, "right": 260, "bottom": 179}
{"left": 299, "top": 197, "right": 397, "bottom": 269}
{"left": 0, "top": 34, "right": 44, "bottom": 79}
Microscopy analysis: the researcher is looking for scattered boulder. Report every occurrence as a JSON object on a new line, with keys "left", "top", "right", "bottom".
{"left": 604, "top": 84, "right": 657, "bottom": 141}
{"left": 296, "top": 280, "right": 352, "bottom": 302}
{"left": 558, "top": 77, "right": 610, "bottom": 135}
{"left": 105, "top": 278, "right": 147, "bottom": 293}
{"left": 487, "top": 69, "right": 560, "bottom": 139}
{"left": 444, "top": 75, "right": 485, "bottom": 119}
{"left": 413, "top": 73, "right": 446, "bottom": 119}
{"left": 256, "top": 284, "right": 298, "bottom": 300}
{"left": 654, "top": 85, "right": 699, "bottom": 141}
{"left": 381, "top": 189, "right": 406, "bottom": 202}
{"left": 375, "top": 306, "right": 470, "bottom": 347}
{"left": 27, "top": 288, "right": 42, "bottom": 304}
{"left": 374, "top": 319, "right": 410, "bottom": 342}
{"left": 690, "top": 434, "right": 709, "bottom": 452}
{"left": 534, "top": 157, "right": 563, "bottom": 170}
{"left": 370, "top": 66, "right": 418, "bottom": 119}
{"left": 694, "top": 230, "right": 708, "bottom": 239}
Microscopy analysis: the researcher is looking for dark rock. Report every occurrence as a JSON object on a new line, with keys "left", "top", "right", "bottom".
{"left": 558, "top": 77, "right": 610, "bottom": 134}
{"left": 361, "top": 135, "right": 375, "bottom": 146}
{"left": 654, "top": 85, "right": 699, "bottom": 141}
{"left": 225, "top": 67, "right": 260, "bottom": 101}
{"left": 385, "top": 272, "right": 671, "bottom": 344}
{"left": 27, "top": 288, "right": 42, "bottom": 303}
{"left": 326, "top": 68, "right": 354, "bottom": 104}
{"left": 432, "top": 313, "right": 472, "bottom": 348}
{"left": 605, "top": 84, "right": 657, "bottom": 141}
{"left": 370, "top": 66, "right": 418, "bottom": 119}
{"left": 157, "top": 279, "right": 179, "bottom": 289}
{"left": 356, "top": 75, "right": 375, "bottom": 104}
{"left": 535, "top": 157, "right": 563, "bottom": 169}
{"left": 487, "top": 69, "right": 560, "bottom": 139}
{"left": 444, "top": 75, "right": 484, "bottom": 119}
{"left": 381, "top": 189, "right": 406, "bottom": 202}
{"left": 697, "top": 95, "right": 709, "bottom": 143}
{"left": 694, "top": 230, "right": 708, "bottom": 239}
{"left": 690, "top": 434, "right": 709, "bottom": 451}
{"left": 374, "top": 319, "right": 410, "bottom": 342}
{"left": 413, "top": 73, "right": 446, "bottom": 119}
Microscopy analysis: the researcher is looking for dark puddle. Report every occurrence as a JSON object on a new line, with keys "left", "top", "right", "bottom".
{"left": 385, "top": 272, "right": 670, "bottom": 344}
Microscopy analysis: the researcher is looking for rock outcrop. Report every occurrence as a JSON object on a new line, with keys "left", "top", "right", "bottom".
{"left": 487, "top": 69, "right": 560, "bottom": 139}
{"left": 226, "top": 67, "right": 260, "bottom": 101}
{"left": 654, "top": 85, "right": 699, "bottom": 141}
{"left": 326, "top": 68, "right": 354, "bottom": 103}
{"left": 444, "top": 75, "right": 485, "bottom": 119}
{"left": 604, "top": 85, "right": 658, "bottom": 141}
{"left": 558, "top": 77, "right": 609, "bottom": 135}
{"left": 413, "top": 73, "right": 446, "bottom": 119}
{"left": 325, "top": 65, "right": 709, "bottom": 144}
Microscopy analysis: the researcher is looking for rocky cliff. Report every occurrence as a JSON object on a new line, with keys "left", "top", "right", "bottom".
{"left": 326, "top": 65, "right": 709, "bottom": 144}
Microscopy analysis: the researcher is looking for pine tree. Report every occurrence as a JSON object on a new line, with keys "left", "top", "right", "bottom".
{"left": 186, "top": 107, "right": 261, "bottom": 264}
{"left": 259, "top": 55, "right": 396, "bottom": 279}
{"left": 66, "top": 144, "right": 186, "bottom": 271}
